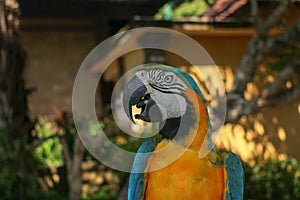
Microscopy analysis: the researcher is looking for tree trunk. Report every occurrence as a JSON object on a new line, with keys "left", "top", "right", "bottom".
{"left": 59, "top": 132, "right": 85, "bottom": 200}
{"left": 0, "top": 0, "right": 33, "bottom": 199}
{"left": 0, "top": 0, "right": 28, "bottom": 128}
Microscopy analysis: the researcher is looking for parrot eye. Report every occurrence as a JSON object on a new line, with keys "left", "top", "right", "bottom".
{"left": 164, "top": 75, "right": 173, "bottom": 83}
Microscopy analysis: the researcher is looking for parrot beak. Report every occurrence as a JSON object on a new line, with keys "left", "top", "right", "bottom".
{"left": 123, "top": 75, "right": 147, "bottom": 123}
{"left": 123, "top": 75, "right": 162, "bottom": 123}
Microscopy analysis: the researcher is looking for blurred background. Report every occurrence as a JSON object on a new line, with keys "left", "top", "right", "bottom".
{"left": 0, "top": 0, "right": 300, "bottom": 199}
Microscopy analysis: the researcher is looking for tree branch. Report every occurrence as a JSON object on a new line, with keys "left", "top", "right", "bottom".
{"left": 59, "top": 136, "right": 72, "bottom": 172}
{"left": 261, "top": 59, "right": 300, "bottom": 99}
{"left": 266, "top": 13, "right": 300, "bottom": 52}
{"left": 69, "top": 135, "right": 85, "bottom": 200}
{"left": 226, "top": 86, "right": 300, "bottom": 124}
{"left": 226, "top": 94, "right": 257, "bottom": 123}
{"left": 231, "top": 0, "right": 291, "bottom": 95}
{"left": 250, "top": 0, "right": 261, "bottom": 27}
{"left": 226, "top": 54, "right": 300, "bottom": 123}
{"left": 257, "top": 87, "right": 300, "bottom": 109}
{"left": 259, "top": 0, "right": 290, "bottom": 35}
{"left": 225, "top": 1, "right": 300, "bottom": 124}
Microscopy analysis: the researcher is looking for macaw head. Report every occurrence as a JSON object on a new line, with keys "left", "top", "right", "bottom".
{"left": 123, "top": 64, "right": 209, "bottom": 141}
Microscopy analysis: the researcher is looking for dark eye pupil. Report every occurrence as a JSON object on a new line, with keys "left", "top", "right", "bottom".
{"left": 165, "top": 75, "right": 172, "bottom": 82}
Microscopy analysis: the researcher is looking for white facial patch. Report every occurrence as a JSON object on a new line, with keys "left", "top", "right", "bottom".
{"left": 136, "top": 69, "right": 188, "bottom": 120}
{"left": 151, "top": 93, "right": 187, "bottom": 120}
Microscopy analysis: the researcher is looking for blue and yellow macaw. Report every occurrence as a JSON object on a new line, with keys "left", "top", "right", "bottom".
{"left": 123, "top": 65, "right": 244, "bottom": 200}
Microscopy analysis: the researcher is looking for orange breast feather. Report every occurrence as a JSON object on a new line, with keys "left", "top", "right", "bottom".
{"left": 142, "top": 141, "right": 225, "bottom": 200}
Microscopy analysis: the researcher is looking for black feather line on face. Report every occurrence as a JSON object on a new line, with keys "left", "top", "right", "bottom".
{"left": 159, "top": 82, "right": 185, "bottom": 88}
{"left": 159, "top": 96, "right": 197, "bottom": 141}
{"left": 149, "top": 83, "right": 183, "bottom": 95}
{"left": 152, "top": 84, "right": 184, "bottom": 93}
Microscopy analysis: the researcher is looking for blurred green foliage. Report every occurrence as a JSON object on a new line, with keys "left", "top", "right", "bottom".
{"left": 0, "top": 127, "right": 65, "bottom": 199}
{"left": 81, "top": 135, "right": 142, "bottom": 200}
{"left": 244, "top": 157, "right": 300, "bottom": 200}
{"left": 89, "top": 118, "right": 117, "bottom": 137}
{"left": 82, "top": 185, "right": 119, "bottom": 200}
{"left": 1, "top": 118, "right": 300, "bottom": 199}
{"left": 154, "top": 0, "right": 215, "bottom": 19}
{"left": 33, "top": 118, "right": 64, "bottom": 168}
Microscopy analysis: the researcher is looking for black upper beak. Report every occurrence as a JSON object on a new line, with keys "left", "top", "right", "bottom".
{"left": 123, "top": 75, "right": 163, "bottom": 123}
{"left": 123, "top": 75, "right": 147, "bottom": 123}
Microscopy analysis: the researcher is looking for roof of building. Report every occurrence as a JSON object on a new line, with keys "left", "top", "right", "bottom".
{"left": 201, "top": 0, "right": 248, "bottom": 21}
{"left": 19, "top": 0, "right": 168, "bottom": 19}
